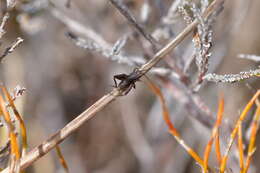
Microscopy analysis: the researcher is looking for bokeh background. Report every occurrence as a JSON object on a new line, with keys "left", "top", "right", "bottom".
{"left": 0, "top": 0, "right": 260, "bottom": 172}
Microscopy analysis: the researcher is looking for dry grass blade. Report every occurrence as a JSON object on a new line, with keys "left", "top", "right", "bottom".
{"left": 238, "top": 123, "right": 244, "bottom": 172}
{"left": 243, "top": 103, "right": 260, "bottom": 173}
{"left": 144, "top": 77, "right": 205, "bottom": 169}
{"left": 215, "top": 133, "right": 222, "bottom": 165}
{"left": 220, "top": 90, "right": 260, "bottom": 173}
{"left": 0, "top": 94, "right": 20, "bottom": 172}
{"left": 203, "top": 97, "right": 224, "bottom": 172}
{"left": 55, "top": 145, "right": 69, "bottom": 173}
{"left": 1, "top": 86, "right": 28, "bottom": 156}
{"left": 0, "top": 95, "right": 20, "bottom": 159}
{"left": 1, "top": 90, "right": 119, "bottom": 173}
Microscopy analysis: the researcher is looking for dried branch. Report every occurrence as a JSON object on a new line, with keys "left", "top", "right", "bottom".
{"left": 204, "top": 69, "right": 260, "bottom": 83}
{"left": 52, "top": 8, "right": 145, "bottom": 66}
{"left": 109, "top": 0, "right": 158, "bottom": 48}
{"left": 67, "top": 31, "right": 182, "bottom": 79}
{"left": 203, "top": 97, "right": 224, "bottom": 172}
{"left": 160, "top": 77, "right": 215, "bottom": 128}
{"left": 0, "top": 13, "right": 9, "bottom": 39}
{"left": 192, "top": 4, "right": 213, "bottom": 88}
{"left": 0, "top": 37, "right": 24, "bottom": 63}
{"left": 238, "top": 54, "right": 260, "bottom": 62}
{"left": 66, "top": 32, "right": 144, "bottom": 66}
{"left": 1, "top": 0, "right": 224, "bottom": 172}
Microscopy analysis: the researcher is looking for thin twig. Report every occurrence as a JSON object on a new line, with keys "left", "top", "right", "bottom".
{"left": 243, "top": 104, "right": 260, "bottom": 173}
{"left": 238, "top": 54, "right": 260, "bottom": 62}
{"left": 203, "top": 97, "right": 224, "bottom": 172}
{"left": 109, "top": 0, "right": 159, "bottom": 48}
{"left": 0, "top": 37, "right": 24, "bottom": 62}
{"left": 0, "top": 13, "right": 9, "bottom": 39}
{"left": 238, "top": 123, "right": 244, "bottom": 171}
{"left": 52, "top": 9, "right": 145, "bottom": 66}
{"left": 204, "top": 69, "right": 260, "bottom": 83}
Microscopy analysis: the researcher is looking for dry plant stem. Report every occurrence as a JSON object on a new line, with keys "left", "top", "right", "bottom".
{"left": 1, "top": 0, "right": 223, "bottom": 172}
{"left": 220, "top": 90, "right": 260, "bottom": 173}
{"left": 140, "top": 0, "right": 223, "bottom": 75}
{"left": 0, "top": 13, "right": 9, "bottom": 39}
{"left": 109, "top": 0, "right": 158, "bottom": 47}
{"left": 215, "top": 134, "right": 222, "bottom": 165}
{"left": 0, "top": 95, "right": 20, "bottom": 159}
{"left": 55, "top": 146, "right": 69, "bottom": 172}
{"left": 0, "top": 37, "right": 23, "bottom": 62}
{"left": 0, "top": 94, "right": 20, "bottom": 173}
{"left": 1, "top": 86, "right": 28, "bottom": 156}
{"left": 203, "top": 97, "right": 224, "bottom": 173}
{"left": 109, "top": 0, "right": 188, "bottom": 81}
{"left": 159, "top": 77, "right": 216, "bottom": 129}
{"left": 243, "top": 104, "right": 260, "bottom": 173}
{"left": 238, "top": 123, "right": 244, "bottom": 172}
{"left": 143, "top": 77, "right": 205, "bottom": 168}
{"left": 1, "top": 90, "right": 119, "bottom": 172}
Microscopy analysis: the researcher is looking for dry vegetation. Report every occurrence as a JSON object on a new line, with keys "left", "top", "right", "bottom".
{"left": 0, "top": 0, "right": 260, "bottom": 173}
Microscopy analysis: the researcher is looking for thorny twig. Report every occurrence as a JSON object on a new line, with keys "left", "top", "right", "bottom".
{"left": 51, "top": 3, "right": 188, "bottom": 82}
{"left": 204, "top": 69, "right": 260, "bottom": 83}
{"left": 1, "top": 0, "right": 224, "bottom": 172}
{"left": 65, "top": 31, "right": 144, "bottom": 66}
{"left": 66, "top": 31, "right": 181, "bottom": 79}
{"left": 52, "top": 8, "right": 145, "bottom": 66}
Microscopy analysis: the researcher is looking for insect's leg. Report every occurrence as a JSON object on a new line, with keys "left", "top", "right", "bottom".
{"left": 123, "top": 84, "right": 134, "bottom": 95}
{"left": 113, "top": 76, "right": 118, "bottom": 88}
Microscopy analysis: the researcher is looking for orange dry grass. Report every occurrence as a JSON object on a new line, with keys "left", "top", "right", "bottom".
{"left": 145, "top": 78, "right": 260, "bottom": 173}
{"left": 0, "top": 86, "right": 69, "bottom": 172}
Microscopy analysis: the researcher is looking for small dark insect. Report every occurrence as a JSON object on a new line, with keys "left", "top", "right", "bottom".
{"left": 113, "top": 68, "right": 143, "bottom": 95}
